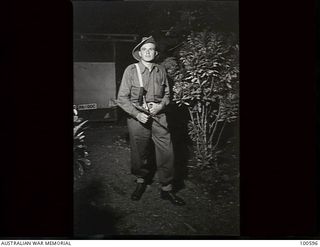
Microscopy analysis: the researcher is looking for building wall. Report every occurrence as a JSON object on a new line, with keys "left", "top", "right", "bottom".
{"left": 74, "top": 62, "right": 116, "bottom": 109}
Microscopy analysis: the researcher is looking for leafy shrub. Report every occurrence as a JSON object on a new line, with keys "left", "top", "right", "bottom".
{"left": 171, "top": 31, "right": 239, "bottom": 167}
{"left": 74, "top": 108, "right": 91, "bottom": 180}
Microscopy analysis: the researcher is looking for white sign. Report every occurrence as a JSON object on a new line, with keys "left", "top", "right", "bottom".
{"left": 77, "top": 103, "right": 97, "bottom": 110}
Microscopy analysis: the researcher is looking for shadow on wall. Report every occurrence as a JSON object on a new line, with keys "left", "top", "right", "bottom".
{"left": 74, "top": 180, "right": 119, "bottom": 237}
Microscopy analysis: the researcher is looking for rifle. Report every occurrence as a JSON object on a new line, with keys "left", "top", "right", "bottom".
{"left": 132, "top": 96, "right": 168, "bottom": 131}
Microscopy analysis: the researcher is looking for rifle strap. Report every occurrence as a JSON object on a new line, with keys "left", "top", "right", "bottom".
{"left": 135, "top": 63, "right": 144, "bottom": 88}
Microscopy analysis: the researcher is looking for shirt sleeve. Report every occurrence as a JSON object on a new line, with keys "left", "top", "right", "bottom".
{"left": 117, "top": 66, "right": 140, "bottom": 118}
{"left": 160, "top": 67, "right": 170, "bottom": 108}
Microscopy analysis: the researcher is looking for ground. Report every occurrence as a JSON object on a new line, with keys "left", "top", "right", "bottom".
{"left": 74, "top": 122, "right": 239, "bottom": 237}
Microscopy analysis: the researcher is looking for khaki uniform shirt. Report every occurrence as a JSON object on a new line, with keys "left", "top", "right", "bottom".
{"left": 117, "top": 61, "right": 170, "bottom": 118}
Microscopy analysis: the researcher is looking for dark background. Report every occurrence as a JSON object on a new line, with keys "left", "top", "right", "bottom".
{"left": 0, "top": 0, "right": 317, "bottom": 238}
{"left": 72, "top": 1, "right": 239, "bottom": 92}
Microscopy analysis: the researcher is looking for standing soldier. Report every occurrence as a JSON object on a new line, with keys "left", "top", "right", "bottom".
{"left": 117, "top": 36, "right": 185, "bottom": 206}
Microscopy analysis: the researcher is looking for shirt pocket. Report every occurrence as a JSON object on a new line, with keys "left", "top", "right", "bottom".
{"left": 154, "top": 81, "right": 165, "bottom": 98}
{"left": 130, "top": 85, "right": 141, "bottom": 100}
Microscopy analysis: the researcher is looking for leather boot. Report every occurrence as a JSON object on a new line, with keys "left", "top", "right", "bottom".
{"left": 160, "top": 190, "right": 186, "bottom": 206}
{"left": 131, "top": 183, "right": 147, "bottom": 201}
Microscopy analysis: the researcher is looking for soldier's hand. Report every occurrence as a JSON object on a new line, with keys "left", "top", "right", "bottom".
{"left": 136, "top": 112, "right": 149, "bottom": 123}
{"left": 149, "top": 103, "right": 163, "bottom": 116}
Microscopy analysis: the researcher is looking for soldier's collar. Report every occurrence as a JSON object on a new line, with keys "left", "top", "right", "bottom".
{"left": 138, "top": 61, "right": 159, "bottom": 74}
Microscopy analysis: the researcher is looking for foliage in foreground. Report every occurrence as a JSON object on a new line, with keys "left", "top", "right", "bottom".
{"left": 74, "top": 108, "right": 91, "bottom": 180}
{"left": 167, "top": 31, "right": 239, "bottom": 167}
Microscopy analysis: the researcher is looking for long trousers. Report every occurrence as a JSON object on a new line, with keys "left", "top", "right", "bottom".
{"left": 127, "top": 113, "right": 174, "bottom": 185}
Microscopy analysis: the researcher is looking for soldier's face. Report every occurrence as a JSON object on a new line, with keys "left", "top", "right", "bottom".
{"left": 139, "top": 43, "right": 157, "bottom": 62}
